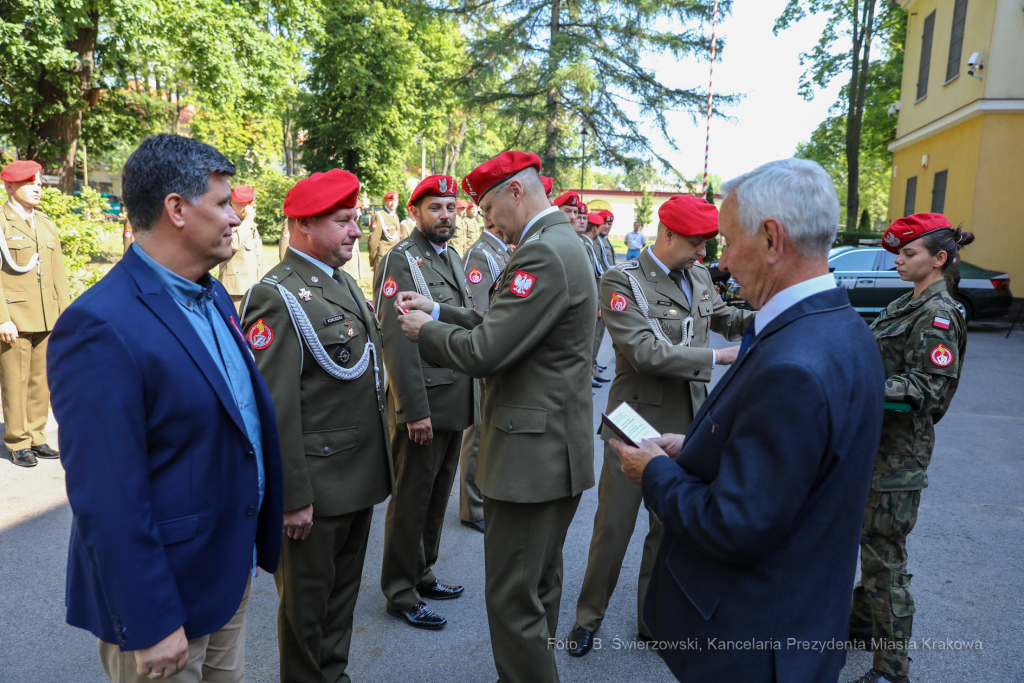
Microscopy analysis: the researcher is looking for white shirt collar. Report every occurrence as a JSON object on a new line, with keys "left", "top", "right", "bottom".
{"left": 483, "top": 230, "right": 509, "bottom": 252}
{"left": 754, "top": 273, "right": 838, "bottom": 334}
{"left": 519, "top": 205, "right": 561, "bottom": 245}
{"left": 288, "top": 247, "right": 335, "bottom": 277}
{"left": 6, "top": 200, "right": 33, "bottom": 222}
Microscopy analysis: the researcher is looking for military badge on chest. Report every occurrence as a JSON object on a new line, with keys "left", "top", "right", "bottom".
{"left": 336, "top": 345, "right": 351, "bottom": 365}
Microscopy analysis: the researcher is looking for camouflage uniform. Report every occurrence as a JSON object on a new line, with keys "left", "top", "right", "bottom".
{"left": 851, "top": 279, "right": 966, "bottom": 677}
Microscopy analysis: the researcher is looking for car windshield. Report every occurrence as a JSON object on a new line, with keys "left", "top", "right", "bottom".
{"left": 829, "top": 247, "right": 854, "bottom": 258}
{"left": 829, "top": 249, "right": 878, "bottom": 272}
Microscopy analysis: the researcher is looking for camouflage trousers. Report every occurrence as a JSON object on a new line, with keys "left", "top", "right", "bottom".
{"left": 851, "top": 489, "right": 921, "bottom": 677}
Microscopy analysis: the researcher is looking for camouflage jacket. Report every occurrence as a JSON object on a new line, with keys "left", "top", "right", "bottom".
{"left": 869, "top": 279, "right": 966, "bottom": 491}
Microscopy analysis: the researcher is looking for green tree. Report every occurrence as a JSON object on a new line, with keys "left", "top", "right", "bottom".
{"left": 635, "top": 189, "right": 654, "bottom": 226}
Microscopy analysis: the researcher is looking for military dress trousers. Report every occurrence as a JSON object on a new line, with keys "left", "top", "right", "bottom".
{"left": 580, "top": 235, "right": 606, "bottom": 378}
{"left": 373, "top": 229, "right": 474, "bottom": 612}
{"left": 0, "top": 204, "right": 71, "bottom": 451}
{"left": 243, "top": 249, "right": 395, "bottom": 683}
{"left": 852, "top": 278, "right": 966, "bottom": 678}
{"left": 575, "top": 250, "right": 752, "bottom": 637}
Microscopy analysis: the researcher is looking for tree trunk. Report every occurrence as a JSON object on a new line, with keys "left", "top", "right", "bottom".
{"left": 543, "top": 0, "right": 562, "bottom": 182}
{"left": 28, "top": 12, "right": 98, "bottom": 193}
{"left": 844, "top": 0, "right": 875, "bottom": 231}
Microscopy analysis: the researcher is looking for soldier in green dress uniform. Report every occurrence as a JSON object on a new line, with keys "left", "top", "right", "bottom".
{"left": 373, "top": 175, "right": 474, "bottom": 629}
{"left": 849, "top": 213, "right": 972, "bottom": 683}
{"left": 242, "top": 168, "right": 394, "bottom": 683}
{"left": 581, "top": 212, "right": 610, "bottom": 385}
{"left": 368, "top": 190, "right": 406, "bottom": 273}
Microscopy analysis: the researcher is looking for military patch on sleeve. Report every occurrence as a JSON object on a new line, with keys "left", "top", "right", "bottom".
{"left": 933, "top": 316, "right": 951, "bottom": 330}
{"left": 509, "top": 269, "right": 537, "bottom": 297}
{"left": 609, "top": 292, "right": 628, "bottom": 311}
{"left": 247, "top": 319, "right": 274, "bottom": 350}
{"left": 383, "top": 276, "right": 398, "bottom": 298}
{"left": 930, "top": 343, "right": 953, "bottom": 367}
{"left": 468, "top": 268, "right": 483, "bottom": 284}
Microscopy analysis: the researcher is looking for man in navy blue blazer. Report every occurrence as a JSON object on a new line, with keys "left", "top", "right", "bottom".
{"left": 614, "top": 159, "right": 885, "bottom": 683}
{"left": 48, "top": 135, "right": 283, "bottom": 682}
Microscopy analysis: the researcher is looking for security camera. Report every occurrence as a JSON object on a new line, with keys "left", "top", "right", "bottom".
{"left": 886, "top": 101, "right": 901, "bottom": 117}
{"left": 967, "top": 52, "right": 985, "bottom": 78}
{"left": 967, "top": 52, "right": 981, "bottom": 66}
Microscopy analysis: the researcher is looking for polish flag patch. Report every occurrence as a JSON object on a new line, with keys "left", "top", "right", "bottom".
{"left": 509, "top": 269, "right": 537, "bottom": 297}
{"left": 382, "top": 276, "right": 398, "bottom": 298}
{"left": 933, "top": 316, "right": 951, "bottom": 330}
{"left": 609, "top": 292, "right": 628, "bottom": 312}
{"left": 246, "top": 319, "right": 274, "bottom": 350}
{"left": 930, "top": 343, "right": 953, "bottom": 367}
{"left": 468, "top": 268, "right": 483, "bottom": 284}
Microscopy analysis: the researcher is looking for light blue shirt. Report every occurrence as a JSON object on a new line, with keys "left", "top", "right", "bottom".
{"left": 290, "top": 246, "right": 335, "bottom": 278}
{"left": 754, "top": 273, "right": 838, "bottom": 335}
{"left": 132, "top": 243, "right": 265, "bottom": 574}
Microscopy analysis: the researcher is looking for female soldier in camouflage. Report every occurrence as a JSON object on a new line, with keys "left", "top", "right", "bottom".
{"left": 850, "top": 213, "right": 974, "bottom": 683}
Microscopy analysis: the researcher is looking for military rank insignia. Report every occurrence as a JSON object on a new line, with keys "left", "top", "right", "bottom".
{"left": 468, "top": 268, "right": 483, "bottom": 284}
{"left": 609, "top": 292, "right": 628, "bottom": 311}
{"left": 383, "top": 276, "right": 398, "bottom": 298}
{"left": 930, "top": 343, "right": 953, "bottom": 367}
{"left": 510, "top": 269, "right": 536, "bottom": 297}
{"left": 247, "top": 319, "right": 274, "bottom": 350}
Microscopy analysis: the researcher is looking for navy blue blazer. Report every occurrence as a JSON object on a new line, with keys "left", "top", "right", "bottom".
{"left": 48, "top": 247, "right": 283, "bottom": 651}
{"left": 641, "top": 286, "right": 884, "bottom": 682}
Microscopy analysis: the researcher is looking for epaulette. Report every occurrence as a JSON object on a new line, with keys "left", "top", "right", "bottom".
{"left": 525, "top": 233, "right": 542, "bottom": 244}
{"left": 693, "top": 261, "right": 709, "bottom": 271}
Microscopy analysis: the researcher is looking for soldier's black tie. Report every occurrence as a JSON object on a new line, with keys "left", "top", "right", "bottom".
{"left": 668, "top": 270, "right": 684, "bottom": 290}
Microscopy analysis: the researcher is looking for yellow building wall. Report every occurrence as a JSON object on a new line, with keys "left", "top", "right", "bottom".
{"left": 889, "top": 115, "right": 983, "bottom": 225}
{"left": 969, "top": 114, "right": 1024, "bottom": 285}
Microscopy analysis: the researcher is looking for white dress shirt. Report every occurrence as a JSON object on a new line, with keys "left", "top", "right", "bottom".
{"left": 754, "top": 273, "right": 838, "bottom": 335}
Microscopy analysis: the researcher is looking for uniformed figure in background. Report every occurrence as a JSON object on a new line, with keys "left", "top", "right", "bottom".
{"left": 0, "top": 160, "right": 70, "bottom": 467}
{"left": 278, "top": 218, "right": 291, "bottom": 262}
{"left": 465, "top": 201, "right": 482, "bottom": 242}
{"left": 598, "top": 211, "right": 616, "bottom": 269}
{"left": 242, "top": 168, "right": 394, "bottom": 683}
{"left": 553, "top": 190, "right": 581, "bottom": 230}
{"left": 541, "top": 175, "right": 554, "bottom": 204}
{"left": 565, "top": 194, "right": 752, "bottom": 656}
{"left": 374, "top": 175, "right": 474, "bottom": 630}
{"left": 458, "top": 215, "right": 511, "bottom": 533}
{"left": 218, "top": 184, "right": 262, "bottom": 312}
{"left": 394, "top": 152, "right": 597, "bottom": 683}
{"left": 121, "top": 220, "right": 134, "bottom": 255}
{"left": 451, "top": 199, "right": 477, "bottom": 256}
{"left": 581, "top": 212, "right": 610, "bottom": 387}
{"left": 849, "top": 214, "right": 971, "bottom": 683}
{"left": 368, "top": 190, "right": 405, "bottom": 272}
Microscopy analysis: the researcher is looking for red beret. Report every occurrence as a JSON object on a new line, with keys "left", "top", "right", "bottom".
{"left": 658, "top": 194, "right": 719, "bottom": 239}
{"left": 599, "top": 210, "right": 614, "bottom": 221}
{"left": 407, "top": 175, "right": 457, "bottom": 208}
{"left": 1, "top": 160, "right": 42, "bottom": 183}
{"left": 553, "top": 191, "right": 580, "bottom": 208}
{"left": 456, "top": 199, "right": 469, "bottom": 209}
{"left": 461, "top": 151, "right": 541, "bottom": 202}
{"left": 283, "top": 169, "right": 360, "bottom": 219}
{"left": 882, "top": 213, "right": 952, "bottom": 254}
{"left": 587, "top": 213, "right": 605, "bottom": 226}
{"left": 541, "top": 175, "right": 554, "bottom": 194}
{"left": 579, "top": 202, "right": 588, "bottom": 214}
{"left": 384, "top": 190, "right": 399, "bottom": 201}
{"left": 232, "top": 184, "right": 255, "bottom": 204}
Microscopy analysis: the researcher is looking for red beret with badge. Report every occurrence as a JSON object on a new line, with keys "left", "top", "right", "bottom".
{"left": 541, "top": 176, "right": 554, "bottom": 194}
{"left": 599, "top": 210, "right": 614, "bottom": 222}
{"left": 881, "top": 213, "right": 952, "bottom": 254}
{"left": 456, "top": 199, "right": 469, "bottom": 209}
{"left": 283, "top": 169, "right": 360, "bottom": 219}
{"left": 553, "top": 191, "right": 580, "bottom": 208}
{"left": 579, "top": 202, "right": 588, "bottom": 215}
{"left": 587, "top": 212, "right": 605, "bottom": 226}
{"left": 1, "top": 160, "right": 42, "bottom": 183}
{"left": 407, "top": 174, "right": 457, "bottom": 208}
{"left": 461, "top": 151, "right": 542, "bottom": 202}
{"left": 384, "top": 190, "right": 399, "bottom": 201}
{"left": 658, "top": 194, "right": 719, "bottom": 239}
{"left": 232, "top": 184, "right": 255, "bottom": 204}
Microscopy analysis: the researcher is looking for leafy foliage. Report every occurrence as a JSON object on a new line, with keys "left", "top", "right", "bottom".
{"left": 232, "top": 168, "right": 299, "bottom": 243}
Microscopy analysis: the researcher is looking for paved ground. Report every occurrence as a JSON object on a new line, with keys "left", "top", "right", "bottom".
{"left": 1, "top": 317, "right": 1022, "bottom": 683}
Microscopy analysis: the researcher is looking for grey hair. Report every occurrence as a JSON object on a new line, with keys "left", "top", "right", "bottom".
{"left": 720, "top": 158, "right": 839, "bottom": 258}
{"left": 122, "top": 134, "right": 236, "bottom": 232}
{"left": 487, "top": 167, "right": 545, "bottom": 201}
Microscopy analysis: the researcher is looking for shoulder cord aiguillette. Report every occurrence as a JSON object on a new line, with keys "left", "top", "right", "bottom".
{"left": 0, "top": 218, "right": 40, "bottom": 274}
{"left": 405, "top": 250, "right": 432, "bottom": 299}
{"left": 483, "top": 249, "right": 502, "bottom": 283}
{"left": 620, "top": 262, "right": 693, "bottom": 347}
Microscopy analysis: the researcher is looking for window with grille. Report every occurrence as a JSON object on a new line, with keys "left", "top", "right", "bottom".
{"left": 904, "top": 177, "right": 918, "bottom": 216}
{"left": 917, "top": 11, "right": 936, "bottom": 100}
{"left": 946, "top": 0, "right": 968, "bottom": 82}
{"left": 931, "top": 170, "right": 948, "bottom": 214}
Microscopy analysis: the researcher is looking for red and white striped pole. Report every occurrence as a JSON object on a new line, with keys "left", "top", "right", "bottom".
{"left": 701, "top": 0, "right": 720, "bottom": 196}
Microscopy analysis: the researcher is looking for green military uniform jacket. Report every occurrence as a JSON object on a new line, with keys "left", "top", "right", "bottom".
{"left": 0, "top": 204, "right": 71, "bottom": 331}
{"left": 870, "top": 279, "right": 966, "bottom": 491}
{"left": 417, "top": 209, "right": 598, "bottom": 504}
{"left": 218, "top": 216, "right": 262, "bottom": 295}
{"left": 368, "top": 209, "right": 403, "bottom": 269}
{"left": 242, "top": 249, "right": 395, "bottom": 515}
{"left": 463, "top": 230, "right": 511, "bottom": 312}
{"left": 600, "top": 250, "right": 752, "bottom": 435}
{"left": 598, "top": 235, "right": 616, "bottom": 271}
{"left": 373, "top": 229, "right": 474, "bottom": 433}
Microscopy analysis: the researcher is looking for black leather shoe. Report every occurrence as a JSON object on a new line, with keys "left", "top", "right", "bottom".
{"left": 851, "top": 669, "right": 909, "bottom": 683}
{"left": 31, "top": 443, "right": 59, "bottom": 459}
{"left": 419, "top": 580, "right": 464, "bottom": 600}
{"left": 848, "top": 623, "right": 873, "bottom": 650}
{"left": 566, "top": 624, "right": 595, "bottom": 657}
{"left": 461, "top": 519, "right": 485, "bottom": 533}
{"left": 387, "top": 601, "right": 446, "bottom": 629}
{"left": 11, "top": 449, "right": 37, "bottom": 467}
{"left": 594, "top": 375, "right": 611, "bottom": 383}
{"left": 597, "top": 364, "right": 607, "bottom": 371}
{"left": 591, "top": 379, "right": 602, "bottom": 388}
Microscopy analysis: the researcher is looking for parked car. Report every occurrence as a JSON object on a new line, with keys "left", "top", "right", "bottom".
{"left": 722, "top": 246, "right": 1013, "bottom": 323}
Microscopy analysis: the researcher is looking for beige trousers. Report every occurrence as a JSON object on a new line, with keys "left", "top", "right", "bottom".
{"left": 98, "top": 575, "right": 251, "bottom": 683}
{"left": 0, "top": 331, "right": 51, "bottom": 451}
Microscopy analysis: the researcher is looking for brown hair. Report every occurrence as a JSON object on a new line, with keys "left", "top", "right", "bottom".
{"left": 919, "top": 224, "right": 975, "bottom": 291}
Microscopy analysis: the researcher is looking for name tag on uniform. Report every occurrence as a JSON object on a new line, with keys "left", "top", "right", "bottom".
{"left": 429, "top": 281, "right": 445, "bottom": 286}
{"left": 9, "top": 236, "right": 25, "bottom": 240}
{"left": 324, "top": 315, "right": 345, "bottom": 326}
{"left": 656, "top": 300, "right": 673, "bottom": 306}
